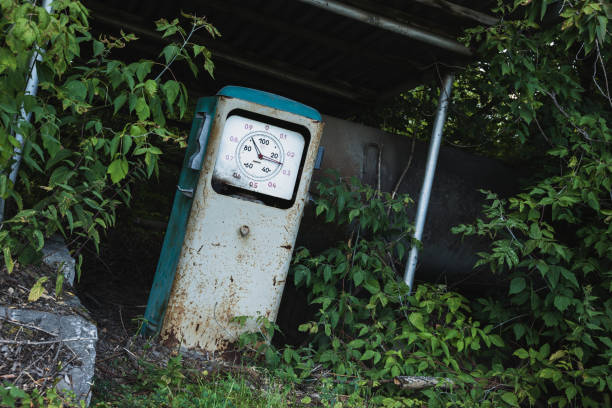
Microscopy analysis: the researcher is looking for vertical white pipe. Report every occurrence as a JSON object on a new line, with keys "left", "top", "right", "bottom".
{"left": 0, "top": 0, "right": 53, "bottom": 222}
{"left": 403, "top": 73, "right": 454, "bottom": 292}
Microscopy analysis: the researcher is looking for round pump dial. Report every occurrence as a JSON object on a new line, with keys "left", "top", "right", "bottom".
{"left": 236, "top": 132, "right": 284, "bottom": 181}
{"left": 213, "top": 114, "right": 306, "bottom": 201}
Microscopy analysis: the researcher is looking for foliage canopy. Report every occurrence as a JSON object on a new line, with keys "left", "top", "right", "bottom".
{"left": 1, "top": 0, "right": 612, "bottom": 406}
{"left": 239, "top": 1, "right": 612, "bottom": 407}
{"left": 0, "top": 0, "right": 217, "bottom": 275}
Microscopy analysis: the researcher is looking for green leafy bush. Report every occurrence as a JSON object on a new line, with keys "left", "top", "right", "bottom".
{"left": 239, "top": 176, "right": 519, "bottom": 407}
{"left": 448, "top": 0, "right": 612, "bottom": 406}
{"left": 0, "top": 0, "right": 217, "bottom": 275}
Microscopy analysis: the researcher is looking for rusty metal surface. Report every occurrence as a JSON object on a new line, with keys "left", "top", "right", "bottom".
{"left": 298, "top": 114, "right": 521, "bottom": 288}
{"left": 160, "top": 97, "right": 322, "bottom": 352}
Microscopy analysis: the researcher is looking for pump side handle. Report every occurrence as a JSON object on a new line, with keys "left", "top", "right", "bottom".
{"left": 187, "top": 113, "right": 211, "bottom": 171}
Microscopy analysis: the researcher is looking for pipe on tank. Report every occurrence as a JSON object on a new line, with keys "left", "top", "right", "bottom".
{"left": 404, "top": 73, "right": 454, "bottom": 292}
{"left": 0, "top": 0, "right": 54, "bottom": 222}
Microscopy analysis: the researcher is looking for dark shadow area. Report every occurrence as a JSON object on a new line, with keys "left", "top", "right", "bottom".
{"left": 75, "top": 148, "right": 184, "bottom": 335}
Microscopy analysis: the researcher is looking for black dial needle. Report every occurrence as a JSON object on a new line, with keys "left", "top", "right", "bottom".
{"left": 250, "top": 137, "right": 263, "bottom": 159}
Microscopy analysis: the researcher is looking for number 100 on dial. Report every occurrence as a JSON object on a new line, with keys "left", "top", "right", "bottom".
{"left": 213, "top": 114, "right": 306, "bottom": 200}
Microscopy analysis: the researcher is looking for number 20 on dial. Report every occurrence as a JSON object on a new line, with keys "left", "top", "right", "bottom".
{"left": 213, "top": 115, "right": 306, "bottom": 200}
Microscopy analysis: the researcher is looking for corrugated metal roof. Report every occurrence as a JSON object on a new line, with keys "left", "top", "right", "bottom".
{"left": 84, "top": 0, "right": 496, "bottom": 115}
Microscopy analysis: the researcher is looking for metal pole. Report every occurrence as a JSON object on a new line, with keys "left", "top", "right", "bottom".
{"left": 0, "top": 0, "right": 53, "bottom": 222}
{"left": 296, "top": 0, "right": 472, "bottom": 56}
{"left": 404, "top": 73, "right": 454, "bottom": 292}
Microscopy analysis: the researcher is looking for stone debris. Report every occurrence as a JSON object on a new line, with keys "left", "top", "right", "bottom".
{"left": 42, "top": 235, "right": 76, "bottom": 286}
{"left": 0, "top": 307, "right": 97, "bottom": 404}
{"left": 0, "top": 237, "right": 97, "bottom": 406}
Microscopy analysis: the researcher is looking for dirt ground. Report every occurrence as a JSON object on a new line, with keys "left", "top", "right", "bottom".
{"left": 0, "top": 263, "right": 83, "bottom": 393}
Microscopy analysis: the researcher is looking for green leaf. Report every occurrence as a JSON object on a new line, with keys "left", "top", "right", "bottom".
{"left": 363, "top": 278, "right": 380, "bottom": 294}
{"left": 560, "top": 268, "right": 579, "bottom": 288}
{"left": 204, "top": 57, "right": 215, "bottom": 78}
{"left": 144, "top": 79, "right": 157, "bottom": 96}
{"left": 348, "top": 339, "right": 365, "bottom": 349}
{"left": 315, "top": 204, "right": 325, "bottom": 216}
{"left": 65, "top": 80, "right": 87, "bottom": 101}
{"left": 193, "top": 44, "right": 207, "bottom": 56}
{"left": 110, "top": 134, "right": 121, "bottom": 158}
{"left": 596, "top": 15, "right": 607, "bottom": 42}
{"left": 3, "top": 247, "right": 14, "bottom": 275}
{"left": 348, "top": 209, "right": 360, "bottom": 223}
{"left": 49, "top": 166, "right": 73, "bottom": 186}
{"left": 0, "top": 48, "right": 17, "bottom": 73}
{"left": 529, "top": 223, "right": 542, "bottom": 239}
{"left": 162, "top": 80, "right": 180, "bottom": 105}
{"left": 33, "top": 230, "right": 44, "bottom": 251}
{"left": 565, "top": 385, "right": 577, "bottom": 401}
{"left": 12, "top": 18, "right": 36, "bottom": 48}
{"left": 337, "top": 193, "right": 345, "bottom": 213}
{"left": 447, "top": 296, "right": 461, "bottom": 313}
{"left": 409, "top": 312, "right": 425, "bottom": 331}
{"left": 160, "top": 44, "right": 179, "bottom": 64}
{"left": 122, "top": 134, "right": 133, "bottom": 155}
{"left": 55, "top": 272, "right": 64, "bottom": 298}
{"left": 28, "top": 277, "right": 49, "bottom": 302}
{"left": 107, "top": 158, "right": 129, "bottom": 183}
{"left": 360, "top": 350, "right": 375, "bottom": 360}
{"left": 490, "top": 335, "right": 505, "bottom": 347}
{"left": 93, "top": 40, "right": 104, "bottom": 57}
{"left": 586, "top": 191, "right": 600, "bottom": 211}
{"left": 130, "top": 124, "right": 147, "bottom": 136}
{"left": 136, "top": 61, "right": 152, "bottom": 82}
{"left": 323, "top": 265, "right": 332, "bottom": 282}
{"left": 135, "top": 97, "right": 150, "bottom": 121}
{"left": 113, "top": 93, "right": 127, "bottom": 114}
{"left": 509, "top": 277, "right": 526, "bottom": 295}
{"left": 353, "top": 269, "right": 365, "bottom": 286}
{"left": 501, "top": 392, "right": 519, "bottom": 406}
{"left": 538, "top": 368, "right": 557, "bottom": 379}
{"left": 553, "top": 295, "right": 571, "bottom": 312}
{"left": 513, "top": 348, "right": 529, "bottom": 359}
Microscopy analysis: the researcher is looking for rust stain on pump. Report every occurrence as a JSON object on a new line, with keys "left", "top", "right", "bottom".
{"left": 159, "top": 96, "right": 323, "bottom": 353}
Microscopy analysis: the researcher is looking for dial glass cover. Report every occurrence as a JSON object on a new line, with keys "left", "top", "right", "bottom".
{"left": 212, "top": 113, "right": 306, "bottom": 201}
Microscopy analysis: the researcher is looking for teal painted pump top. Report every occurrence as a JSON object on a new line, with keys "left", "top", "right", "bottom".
{"left": 218, "top": 86, "right": 321, "bottom": 121}
{"left": 142, "top": 86, "right": 322, "bottom": 339}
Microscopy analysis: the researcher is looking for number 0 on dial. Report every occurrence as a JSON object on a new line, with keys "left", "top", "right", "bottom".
{"left": 213, "top": 114, "right": 306, "bottom": 201}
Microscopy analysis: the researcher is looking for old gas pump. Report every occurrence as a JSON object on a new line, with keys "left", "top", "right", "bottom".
{"left": 143, "top": 86, "right": 323, "bottom": 352}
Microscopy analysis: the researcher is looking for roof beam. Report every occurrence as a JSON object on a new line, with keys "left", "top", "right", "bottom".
{"left": 296, "top": 0, "right": 472, "bottom": 56}
{"left": 201, "top": 0, "right": 412, "bottom": 66}
{"left": 412, "top": 0, "right": 498, "bottom": 26}
{"left": 90, "top": 10, "right": 372, "bottom": 101}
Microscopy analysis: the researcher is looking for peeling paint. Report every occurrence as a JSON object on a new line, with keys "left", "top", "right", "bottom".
{"left": 160, "top": 96, "right": 323, "bottom": 353}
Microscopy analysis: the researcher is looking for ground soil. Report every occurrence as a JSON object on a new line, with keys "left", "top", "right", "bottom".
{"left": 0, "top": 263, "right": 83, "bottom": 393}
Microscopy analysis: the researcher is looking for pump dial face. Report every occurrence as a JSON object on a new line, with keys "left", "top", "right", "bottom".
{"left": 213, "top": 114, "right": 306, "bottom": 200}
{"left": 236, "top": 132, "right": 284, "bottom": 181}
